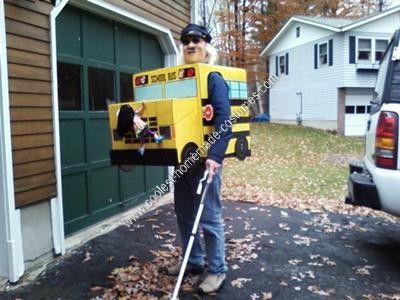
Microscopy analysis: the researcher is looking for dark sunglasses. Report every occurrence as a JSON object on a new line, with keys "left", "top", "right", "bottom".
{"left": 181, "top": 36, "right": 202, "bottom": 46}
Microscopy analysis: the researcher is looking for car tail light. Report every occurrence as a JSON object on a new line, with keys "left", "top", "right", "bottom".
{"left": 135, "top": 75, "right": 148, "bottom": 86}
{"left": 178, "top": 68, "right": 195, "bottom": 79}
{"left": 375, "top": 111, "right": 399, "bottom": 169}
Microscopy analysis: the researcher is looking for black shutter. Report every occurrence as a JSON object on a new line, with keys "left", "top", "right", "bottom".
{"left": 285, "top": 53, "right": 289, "bottom": 75}
{"left": 349, "top": 36, "right": 355, "bottom": 64}
{"left": 328, "top": 39, "right": 333, "bottom": 66}
{"left": 314, "top": 44, "right": 318, "bottom": 69}
{"left": 275, "top": 56, "right": 278, "bottom": 76}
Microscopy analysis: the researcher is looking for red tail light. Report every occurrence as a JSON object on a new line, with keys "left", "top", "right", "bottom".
{"left": 135, "top": 75, "right": 148, "bottom": 86}
{"left": 375, "top": 111, "right": 398, "bottom": 169}
{"left": 178, "top": 68, "right": 195, "bottom": 79}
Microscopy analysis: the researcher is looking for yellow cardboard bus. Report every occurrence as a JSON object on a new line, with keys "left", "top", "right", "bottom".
{"left": 108, "top": 63, "right": 251, "bottom": 166}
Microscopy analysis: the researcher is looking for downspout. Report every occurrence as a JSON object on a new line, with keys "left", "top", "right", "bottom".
{"left": 0, "top": 0, "right": 24, "bottom": 283}
{"left": 191, "top": 0, "right": 200, "bottom": 24}
{"left": 49, "top": 0, "right": 69, "bottom": 256}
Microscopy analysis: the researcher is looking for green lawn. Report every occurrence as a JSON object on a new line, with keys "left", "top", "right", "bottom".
{"left": 222, "top": 123, "right": 364, "bottom": 207}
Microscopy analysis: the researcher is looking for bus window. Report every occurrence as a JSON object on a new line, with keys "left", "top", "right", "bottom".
{"left": 165, "top": 78, "right": 197, "bottom": 98}
{"left": 135, "top": 84, "right": 163, "bottom": 101}
{"left": 228, "top": 80, "right": 247, "bottom": 99}
{"left": 239, "top": 82, "right": 248, "bottom": 99}
{"left": 229, "top": 81, "right": 240, "bottom": 99}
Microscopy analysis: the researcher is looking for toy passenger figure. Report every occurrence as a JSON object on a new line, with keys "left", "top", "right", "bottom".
{"left": 166, "top": 24, "right": 231, "bottom": 294}
{"left": 116, "top": 103, "right": 164, "bottom": 155}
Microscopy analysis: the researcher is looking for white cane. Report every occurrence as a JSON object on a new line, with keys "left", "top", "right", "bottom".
{"left": 170, "top": 169, "right": 212, "bottom": 300}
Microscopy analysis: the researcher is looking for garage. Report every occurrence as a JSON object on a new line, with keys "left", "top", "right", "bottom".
{"left": 344, "top": 88, "right": 373, "bottom": 136}
{"left": 56, "top": 6, "right": 168, "bottom": 234}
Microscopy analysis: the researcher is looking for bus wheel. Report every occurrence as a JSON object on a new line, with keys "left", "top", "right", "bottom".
{"left": 235, "top": 136, "right": 248, "bottom": 161}
{"left": 181, "top": 143, "right": 199, "bottom": 163}
{"left": 180, "top": 143, "right": 200, "bottom": 172}
{"left": 119, "top": 165, "right": 134, "bottom": 172}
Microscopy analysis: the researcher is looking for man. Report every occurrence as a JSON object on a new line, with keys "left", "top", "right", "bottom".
{"left": 167, "top": 24, "right": 232, "bottom": 294}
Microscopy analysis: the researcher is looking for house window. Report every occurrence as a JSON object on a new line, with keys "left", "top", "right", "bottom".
{"left": 279, "top": 55, "right": 286, "bottom": 75}
{"left": 375, "top": 39, "right": 388, "bottom": 62}
{"left": 296, "top": 26, "right": 300, "bottom": 38}
{"left": 357, "top": 38, "right": 372, "bottom": 61}
{"left": 319, "top": 43, "right": 328, "bottom": 66}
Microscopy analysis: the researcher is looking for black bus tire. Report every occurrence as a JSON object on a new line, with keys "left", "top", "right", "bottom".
{"left": 235, "top": 136, "right": 249, "bottom": 161}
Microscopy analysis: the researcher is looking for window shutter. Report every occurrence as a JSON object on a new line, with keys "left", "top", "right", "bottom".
{"left": 275, "top": 56, "right": 278, "bottom": 75}
{"left": 328, "top": 39, "right": 333, "bottom": 66}
{"left": 285, "top": 53, "right": 289, "bottom": 75}
{"left": 349, "top": 36, "right": 355, "bottom": 64}
{"left": 314, "top": 44, "right": 318, "bottom": 69}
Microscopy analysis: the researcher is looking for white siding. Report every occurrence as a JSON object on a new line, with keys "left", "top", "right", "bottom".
{"left": 269, "top": 33, "right": 344, "bottom": 125}
{"left": 268, "top": 22, "right": 334, "bottom": 54}
{"left": 354, "top": 13, "right": 400, "bottom": 33}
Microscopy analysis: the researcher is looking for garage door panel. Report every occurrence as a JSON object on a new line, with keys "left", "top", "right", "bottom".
{"left": 63, "top": 172, "right": 88, "bottom": 222}
{"left": 116, "top": 24, "right": 141, "bottom": 69}
{"left": 60, "top": 119, "right": 86, "bottom": 167}
{"left": 87, "top": 118, "right": 112, "bottom": 163}
{"left": 56, "top": 6, "right": 82, "bottom": 58}
{"left": 89, "top": 166, "right": 120, "bottom": 212}
{"left": 83, "top": 12, "right": 115, "bottom": 63}
{"left": 145, "top": 166, "right": 167, "bottom": 192}
{"left": 141, "top": 33, "right": 162, "bottom": 69}
{"left": 120, "top": 166, "right": 146, "bottom": 202}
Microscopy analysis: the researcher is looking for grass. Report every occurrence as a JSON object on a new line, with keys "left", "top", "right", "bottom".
{"left": 222, "top": 123, "right": 364, "bottom": 202}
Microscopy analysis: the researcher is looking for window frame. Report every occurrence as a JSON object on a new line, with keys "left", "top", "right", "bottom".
{"left": 356, "top": 37, "right": 389, "bottom": 64}
{"left": 375, "top": 39, "right": 389, "bottom": 62}
{"left": 296, "top": 26, "right": 300, "bottom": 38}
{"left": 318, "top": 42, "right": 328, "bottom": 68}
{"left": 279, "top": 55, "right": 286, "bottom": 75}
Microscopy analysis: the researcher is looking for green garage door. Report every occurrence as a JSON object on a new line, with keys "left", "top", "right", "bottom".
{"left": 56, "top": 6, "right": 167, "bottom": 234}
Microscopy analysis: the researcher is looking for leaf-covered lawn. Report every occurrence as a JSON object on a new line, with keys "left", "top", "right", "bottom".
{"left": 222, "top": 123, "right": 397, "bottom": 221}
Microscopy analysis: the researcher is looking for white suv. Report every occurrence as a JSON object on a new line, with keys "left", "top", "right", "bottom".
{"left": 346, "top": 29, "right": 400, "bottom": 216}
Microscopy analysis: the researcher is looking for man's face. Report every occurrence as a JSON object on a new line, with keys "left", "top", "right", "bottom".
{"left": 182, "top": 36, "right": 207, "bottom": 64}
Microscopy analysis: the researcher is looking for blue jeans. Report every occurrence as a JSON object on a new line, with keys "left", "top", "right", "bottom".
{"left": 174, "top": 164, "right": 227, "bottom": 274}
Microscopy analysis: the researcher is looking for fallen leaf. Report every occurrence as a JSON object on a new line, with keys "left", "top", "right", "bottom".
{"left": 230, "top": 277, "right": 252, "bottom": 288}
{"left": 82, "top": 251, "right": 92, "bottom": 263}
{"left": 262, "top": 292, "right": 273, "bottom": 299}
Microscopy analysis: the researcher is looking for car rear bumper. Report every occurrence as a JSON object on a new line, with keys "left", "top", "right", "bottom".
{"left": 345, "top": 160, "right": 382, "bottom": 210}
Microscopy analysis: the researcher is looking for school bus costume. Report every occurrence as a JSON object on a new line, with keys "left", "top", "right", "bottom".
{"left": 108, "top": 63, "right": 251, "bottom": 166}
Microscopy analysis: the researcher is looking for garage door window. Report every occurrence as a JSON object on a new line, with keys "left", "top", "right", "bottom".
{"left": 356, "top": 106, "right": 365, "bottom": 114}
{"left": 345, "top": 106, "right": 355, "bottom": 114}
{"left": 120, "top": 72, "right": 134, "bottom": 102}
{"left": 58, "top": 62, "right": 82, "bottom": 111}
{"left": 346, "top": 105, "right": 371, "bottom": 114}
{"left": 89, "top": 67, "right": 115, "bottom": 111}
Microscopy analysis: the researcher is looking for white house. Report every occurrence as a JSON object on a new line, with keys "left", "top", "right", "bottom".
{"left": 260, "top": 6, "right": 400, "bottom": 136}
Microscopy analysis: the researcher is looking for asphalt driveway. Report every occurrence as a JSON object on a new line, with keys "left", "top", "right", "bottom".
{"left": 1, "top": 200, "right": 400, "bottom": 300}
